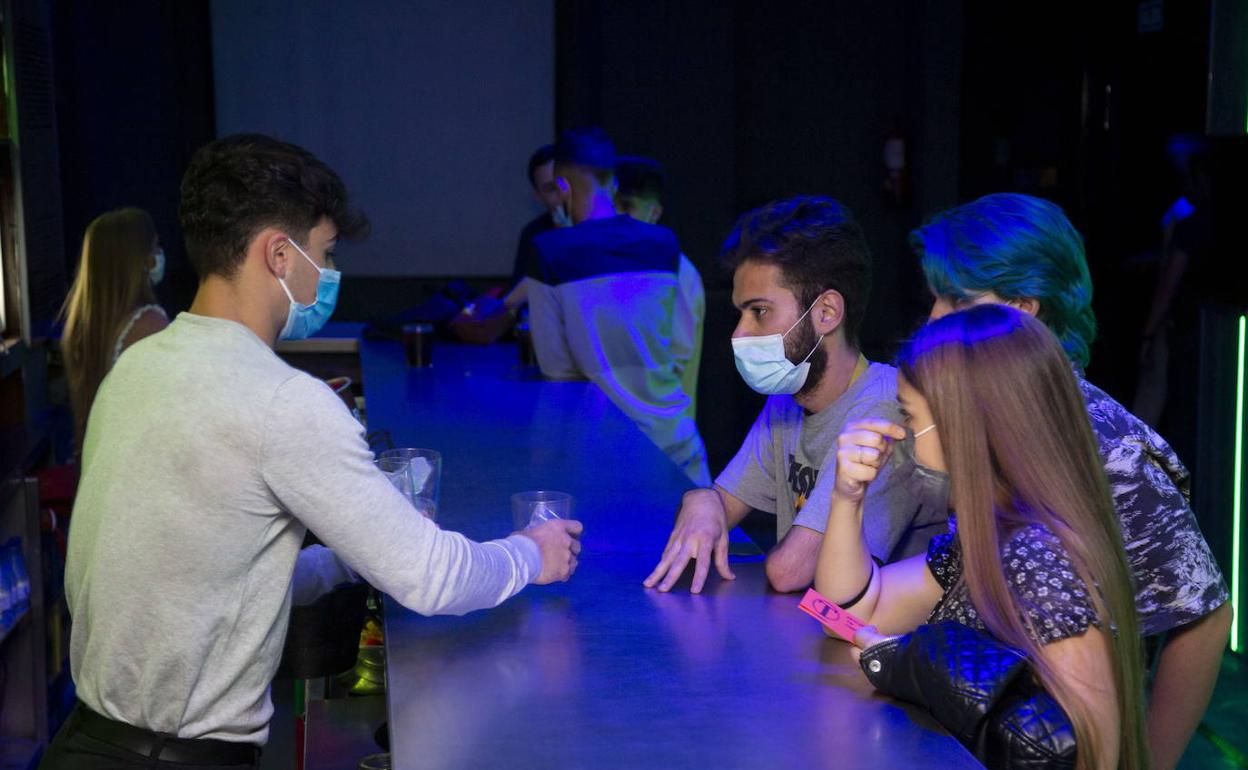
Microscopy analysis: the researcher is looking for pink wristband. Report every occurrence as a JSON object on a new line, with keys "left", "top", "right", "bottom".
{"left": 798, "top": 587, "right": 869, "bottom": 642}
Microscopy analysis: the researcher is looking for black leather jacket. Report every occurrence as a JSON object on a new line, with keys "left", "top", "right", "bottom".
{"left": 858, "top": 621, "right": 1077, "bottom": 770}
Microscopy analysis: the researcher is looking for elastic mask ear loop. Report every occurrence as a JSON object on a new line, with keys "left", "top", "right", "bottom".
{"left": 277, "top": 238, "right": 316, "bottom": 306}
{"left": 914, "top": 424, "right": 936, "bottom": 439}
{"left": 286, "top": 237, "right": 322, "bottom": 273}
{"left": 276, "top": 269, "right": 298, "bottom": 304}
{"left": 274, "top": 257, "right": 298, "bottom": 302}
{"left": 799, "top": 334, "right": 824, "bottom": 363}
{"left": 784, "top": 300, "right": 825, "bottom": 363}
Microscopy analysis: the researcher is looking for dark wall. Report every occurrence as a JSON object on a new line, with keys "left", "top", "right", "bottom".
{"left": 211, "top": 0, "right": 555, "bottom": 279}
{"left": 958, "top": 1, "right": 1213, "bottom": 402}
{"left": 556, "top": 0, "right": 962, "bottom": 472}
{"left": 733, "top": 1, "right": 963, "bottom": 355}
{"left": 11, "top": 0, "right": 67, "bottom": 332}
{"left": 556, "top": 2, "right": 737, "bottom": 285}
{"left": 51, "top": 0, "right": 215, "bottom": 316}
{"left": 555, "top": 1, "right": 747, "bottom": 472}
{"left": 1089, "top": 1, "right": 1212, "bottom": 401}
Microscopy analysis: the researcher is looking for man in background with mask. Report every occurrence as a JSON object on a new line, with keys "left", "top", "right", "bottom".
{"left": 645, "top": 196, "right": 945, "bottom": 594}
{"left": 509, "top": 143, "right": 571, "bottom": 288}
{"left": 46, "top": 134, "right": 582, "bottom": 769}
{"left": 522, "top": 127, "right": 710, "bottom": 486}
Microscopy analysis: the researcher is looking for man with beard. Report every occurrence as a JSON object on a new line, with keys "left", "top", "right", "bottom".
{"left": 645, "top": 196, "right": 945, "bottom": 593}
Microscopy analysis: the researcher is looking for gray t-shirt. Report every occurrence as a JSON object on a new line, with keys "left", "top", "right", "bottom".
{"left": 715, "top": 362, "right": 944, "bottom": 560}
{"left": 67, "top": 313, "right": 542, "bottom": 744}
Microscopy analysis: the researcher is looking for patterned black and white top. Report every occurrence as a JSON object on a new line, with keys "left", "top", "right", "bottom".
{"left": 1079, "top": 376, "right": 1229, "bottom": 636}
{"left": 927, "top": 516, "right": 1100, "bottom": 645}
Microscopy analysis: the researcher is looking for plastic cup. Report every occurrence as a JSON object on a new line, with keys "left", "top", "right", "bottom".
{"left": 358, "top": 753, "right": 391, "bottom": 770}
{"left": 510, "top": 490, "right": 574, "bottom": 531}
{"left": 379, "top": 448, "right": 441, "bottom": 520}
{"left": 375, "top": 457, "right": 415, "bottom": 504}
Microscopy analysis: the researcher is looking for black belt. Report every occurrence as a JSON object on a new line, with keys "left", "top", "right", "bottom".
{"left": 73, "top": 704, "right": 261, "bottom": 765}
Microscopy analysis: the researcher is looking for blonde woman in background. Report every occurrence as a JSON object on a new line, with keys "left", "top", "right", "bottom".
{"left": 61, "top": 207, "right": 168, "bottom": 452}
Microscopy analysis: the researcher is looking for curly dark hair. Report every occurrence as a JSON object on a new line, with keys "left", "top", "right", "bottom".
{"left": 179, "top": 133, "right": 369, "bottom": 279}
{"left": 720, "top": 195, "right": 873, "bottom": 344}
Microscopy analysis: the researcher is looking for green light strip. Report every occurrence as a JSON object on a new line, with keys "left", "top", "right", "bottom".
{"left": 1197, "top": 723, "right": 1248, "bottom": 767}
{"left": 1232, "top": 315, "right": 1245, "bottom": 653}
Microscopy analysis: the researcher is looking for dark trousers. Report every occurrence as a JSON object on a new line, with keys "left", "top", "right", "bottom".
{"left": 40, "top": 704, "right": 260, "bottom": 769}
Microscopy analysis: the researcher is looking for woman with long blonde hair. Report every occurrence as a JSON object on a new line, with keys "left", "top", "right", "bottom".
{"left": 815, "top": 304, "right": 1146, "bottom": 770}
{"left": 61, "top": 207, "right": 168, "bottom": 451}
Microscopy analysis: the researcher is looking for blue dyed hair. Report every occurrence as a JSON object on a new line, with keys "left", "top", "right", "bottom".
{"left": 911, "top": 193, "right": 1096, "bottom": 368}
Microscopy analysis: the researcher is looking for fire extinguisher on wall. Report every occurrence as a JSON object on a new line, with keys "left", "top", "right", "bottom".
{"left": 883, "top": 124, "right": 906, "bottom": 207}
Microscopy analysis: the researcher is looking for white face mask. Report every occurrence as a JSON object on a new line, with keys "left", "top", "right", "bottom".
{"left": 730, "top": 301, "right": 825, "bottom": 395}
{"left": 150, "top": 248, "right": 166, "bottom": 285}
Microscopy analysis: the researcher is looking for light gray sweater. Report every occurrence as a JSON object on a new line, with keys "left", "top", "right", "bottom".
{"left": 66, "top": 313, "right": 540, "bottom": 744}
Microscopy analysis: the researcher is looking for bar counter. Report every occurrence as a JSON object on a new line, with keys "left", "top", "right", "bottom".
{"left": 360, "top": 339, "right": 982, "bottom": 769}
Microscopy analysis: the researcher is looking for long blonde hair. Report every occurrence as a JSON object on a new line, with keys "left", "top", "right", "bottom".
{"left": 60, "top": 208, "right": 157, "bottom": 450}
{"left": 898, "top": 304, "right": 1147, "bottom": 770}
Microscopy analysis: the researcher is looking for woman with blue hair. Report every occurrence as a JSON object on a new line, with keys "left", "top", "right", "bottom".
{"left": 910, "top": 193, "right": 1230, "bottom": 770}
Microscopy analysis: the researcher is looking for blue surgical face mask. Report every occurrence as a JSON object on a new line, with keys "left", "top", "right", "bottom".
{"left": 277, "top": 238, "right": 340, "bottom": 341}
{"left": 150, "top": 248, "right": 166, "bottom": 285}
{"left": 731, "top": 301, "right": 824, "bottom": 395}
{"left": 552, "top": 204, "right": 573, "bottom": 228}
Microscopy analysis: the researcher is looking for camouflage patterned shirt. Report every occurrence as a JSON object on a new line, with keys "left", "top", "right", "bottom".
{"left": 924, "top": 375, "right": 1227, "bottom": 639}
{"left": 1078, "top": 376, "right": 1228, "bottom": 636}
